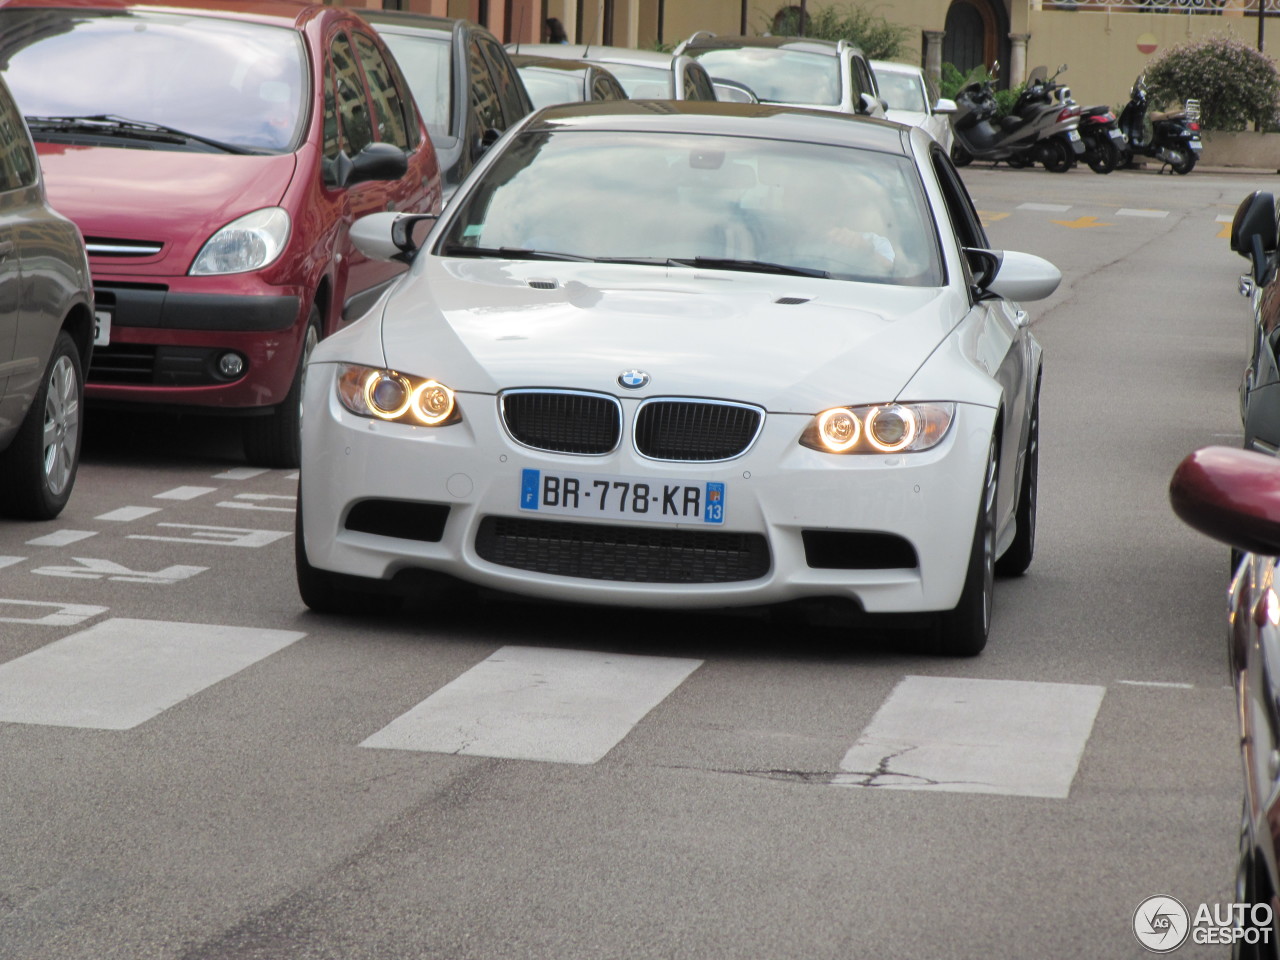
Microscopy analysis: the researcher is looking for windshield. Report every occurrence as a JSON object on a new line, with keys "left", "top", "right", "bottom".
{"left": 875, "top": 71, "right": 928, "bottom": 112}
{"left": 689, "top": 48, "right": 839, "bottom": 106}
{"left": 518, "top": 69, "right": 584, "bottom": 110}
{"left": 595, "top": 63, "right": 671, "bottom": 99}
{"left": 377, "top": 33, "right": 452, "bottom": 142}
{"left": 439, "top": 130, "right": 942, "bottom": 286}
{"left": 0, "top": 9, "right": 307, "bottom": 154}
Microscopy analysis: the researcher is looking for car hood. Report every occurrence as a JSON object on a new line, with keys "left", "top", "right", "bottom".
{"left": 885, "top": 108, "right": 929, "bottom": 128}
{"left": 376, "top": 259, "right": 960, "bottom": 413}
{"left": 35, "top": 144, "right": 297, "bottom": 276}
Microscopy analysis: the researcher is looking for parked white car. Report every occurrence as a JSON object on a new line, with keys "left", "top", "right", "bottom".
{"left": 871, "top": 60, "right": 956, "bottom": 154}
{"left": 295, "top": 101, "right": 1060, "bottom": 655}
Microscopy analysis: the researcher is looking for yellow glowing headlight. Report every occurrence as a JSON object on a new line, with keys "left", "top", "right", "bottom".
{"left": 336, "top": 364, "right": 460, "bottom": 426}
{"left": 800, "top": 402, "right": 954, "bottom": 455}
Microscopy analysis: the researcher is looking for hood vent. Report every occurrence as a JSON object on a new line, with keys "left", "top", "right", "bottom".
{"left": 775, "top": 296, "right": 810, "bottom": 305}
{"left": 85, "top": 237, "right": 164, "bottom": 257}
{"left": 527, "top": 279, "right": 558, "bottom": 290}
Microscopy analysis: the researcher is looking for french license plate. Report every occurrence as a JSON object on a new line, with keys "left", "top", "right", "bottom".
{"left": 93, "top": 309, "right": 111, "bottom": 346}
{"left": 1067, "top": 130, "right": 1081, "bottom": 141}
{"left": 519, "top": 468, "right": 725, "bottom": 524}
{"left": 1189, "top": 140, "right": 1203, "bottom": 152}
{"left": 1108, "top": 129, "right": 1125, "bottom": 141}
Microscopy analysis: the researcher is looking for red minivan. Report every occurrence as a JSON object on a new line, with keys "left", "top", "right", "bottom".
{"left": 0, "top": 0, "right": 442, "bottom": 466}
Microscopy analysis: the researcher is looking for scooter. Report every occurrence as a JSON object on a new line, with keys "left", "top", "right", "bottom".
{"left": 950, "top": 66, "right": 1085, "bottom": 172}
{"left": 1117, "top": 74, "right": 1202, "bottom": 175}
{"left": 1076, "top": 104, "right": 1126, "bottom": 173}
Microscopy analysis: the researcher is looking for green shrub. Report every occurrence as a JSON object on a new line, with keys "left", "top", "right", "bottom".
{"left": 1145, "top": 34, "right": 1280, "bottom": 130}
{"left": 939, "top": 62, "right": 1023, "bottom": 118}
{"left": 769, "top": 4, "right": 911, "bottom": 61}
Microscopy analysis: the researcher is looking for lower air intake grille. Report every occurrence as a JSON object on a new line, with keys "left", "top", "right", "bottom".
{"left": 501, "top": 391, "right": 621, "bottom": 454}
{"left": 634, "top": 400, "right": 763, "bottom": 461}
{"left": 475, "top": 516, "right": 770, "bottom": 583}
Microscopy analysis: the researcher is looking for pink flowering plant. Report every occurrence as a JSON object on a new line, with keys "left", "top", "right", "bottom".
{"left": 1145, "top": 34, "right": 1280, "bottom": 130}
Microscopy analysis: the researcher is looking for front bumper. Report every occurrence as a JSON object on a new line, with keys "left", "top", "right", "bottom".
{"left": 299, "top": 364, "right": 997, "bottom": 613}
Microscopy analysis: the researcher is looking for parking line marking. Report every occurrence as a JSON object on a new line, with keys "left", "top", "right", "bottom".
{"left": 154, "top": 486, "right": 217, "bottom": 501}
{"left": 834, "top": 676, "right": 1105, "bottom": 798}
{"left": 25, "top": 530, "right": 96, "bottom": 547}
{"left": 0, "top": 557, "right": 24, "bottom": 571}
{"left": 1018, "top": 203, "right": 1072, "bottom": 212}
{"left": 1118, "top": 680, "right": 1195, "bottom": 689}
{"left": 213, "top": 468, "right": 269, "bottom": 480}
{"left": 96, "top": 506, "right": 161, "bottom": 522}
{"left": 1116, "top": 208, "right": 1169, "bottom": 218}
{"left": 0, "top": 600, "right": 107, "bottom": 627}
{"left": 0, "top": 618, "right": 305, "bottom": 729}
{"left": 362, "top": 645, "right": 703, "bottom": 764}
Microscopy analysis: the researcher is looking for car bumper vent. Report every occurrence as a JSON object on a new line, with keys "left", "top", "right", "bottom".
{"left": 802, "top": 530, "right": 919, "bottom": 569}
{"left": 501, "top": 390, "right": 621, "bottom": 454}
{"left": 89, "top": 345, "right": 242, "bottom": 386}
{"left": 634, "top": 400, "right": 763, "bottom": 461}
{"left": 345, "top": 500, "right": 450, "bottom": 542}
{"left": 475, "top": 516, "right": 771, "bottom": 583}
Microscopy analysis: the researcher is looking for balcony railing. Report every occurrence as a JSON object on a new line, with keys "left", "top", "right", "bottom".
{"left": 1037, "top": 0, "right": 1280, "bottom": 12}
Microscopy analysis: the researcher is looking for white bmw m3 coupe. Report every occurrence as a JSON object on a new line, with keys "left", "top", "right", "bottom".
{"left": 295, "top": 101, "right": 1060, "bottom": 655}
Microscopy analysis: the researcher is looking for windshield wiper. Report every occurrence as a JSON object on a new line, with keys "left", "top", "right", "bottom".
{"left": 670, "top": 257, "right": 830, "bottom": 279}
{"left": 24, "top": 115, "right": 256, "bottom": 155}
{"left": 440, "top": 244, "right": 592, "bottom": 262}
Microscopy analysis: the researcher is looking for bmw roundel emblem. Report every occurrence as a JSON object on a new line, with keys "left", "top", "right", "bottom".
{"left": 618, "top": 370, "right": 650, "bottom": 389}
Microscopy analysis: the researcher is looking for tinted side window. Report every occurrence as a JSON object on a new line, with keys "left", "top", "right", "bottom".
{"left": 593, "top": 74, "right": 625, "bottom": 101}
{"left": 856, "top": 59, "right": 878, "bottom": 97}
{"left": 468, "top": 38, "right": 504, "bottom": 132}
{"left": 685, "top": 65, "right": 717, "bottom": 102}
{"left": 353, "top": 30, "right": 411, "bottom": 150}
{"left": 0, "top": 92, "right": 36, "bottom": 191}
{"left": 331, "top": 32, "right": 374, "bottom": 155}
{"left": 322, "top": 54, "right": 342, "bottom": 163}
{"left": 478, "top": 37, "right": 526, "bottom": 126}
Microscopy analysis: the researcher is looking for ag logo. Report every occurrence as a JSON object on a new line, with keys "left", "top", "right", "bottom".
{"left": 1133, "top": 895, "right": 1190, "bottom": 953}
{"left": 618, "top": 369, "right": 650, "bottom": 389}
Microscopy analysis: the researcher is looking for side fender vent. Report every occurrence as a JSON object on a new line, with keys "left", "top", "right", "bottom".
{"left": 528, "top": 279, "right": 558, "bottom": 290}
{"left": 775, "top": 297, "right": 810, "bottom": 305}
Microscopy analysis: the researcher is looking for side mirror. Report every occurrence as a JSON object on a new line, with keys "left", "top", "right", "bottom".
{"left": 713, "top": 79, "right": 758, "bottom": 103}
{"left": 857, "top": 92, "right": 880, "bottom": 115}
{"left": 331, "top": 142, "right": 409, "bottom": 189}
{"left": 472, "top": 126, "right": 502, "bottom": 160}
{"left": 1230, "top": 190, "right": 1277, "bottom": 286}
{"left": 1170, "top": 446, "right": 1280, "bottom": 556}
{"left": 350, "top": 211, "right": 438, "bottom": 263}
{"left": 933, "top": 98, "right": 958, "bottom": 115}
{"left": 965, "top": 248, "right": 1061, "bottom": 301}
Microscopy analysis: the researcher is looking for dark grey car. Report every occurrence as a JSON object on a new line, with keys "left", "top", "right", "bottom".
{"left": 0, "top": 75, "right": 93, "bottom": 519}
{"left": 360, "top": 11, "right": 533, "bottom": 201}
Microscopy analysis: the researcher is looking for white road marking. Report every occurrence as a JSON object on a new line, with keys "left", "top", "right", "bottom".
{"left": 32, "top": 558, "right": 206, "bottom": 584}
{"left": 0, "top": 618, "right": 305, "bottom": 729}
{"left": 1118, "top": 679, "right": 1195, "bottom": 689}
{"left": 1217, "top": 214, "right": 1235, "bottom": 223}
{"left": 154, "top": 486, "right": 217, "bottom": 501}
{"left": 127, "top": 524, "right": 290, "bottom": 548}
{"left": 1116, "top": 208, "right": 1169, "bottom": 218}
{"left": 1018, "top": 203, "right": 1072, "bottom": 212}
{"left": 213, "top": 468, "right": 269, "bottom": 480}
{"left": 217, "top": 494, "right": 296, "bottom": 513}
{"left": 362, "top": 645, "right": 703, "bottom": 764}
{"left": 96, "top": 506, "right": 161, "bottom": 522}
{"left": 0, "top": 557, "right": 24, "bottom": 570}
{"left": 835, "top": 676, "right": 1105, "bottom": 798}
{"left": 0, "top": 600, "right": 107, "bottom": 627}
{"left": 25, "top": 530, "right": 96, "bottom": 547}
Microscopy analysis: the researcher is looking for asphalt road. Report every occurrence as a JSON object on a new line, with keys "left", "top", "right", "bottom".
{"left": 0, "top": 162, "right": 1275, "bottom": 960}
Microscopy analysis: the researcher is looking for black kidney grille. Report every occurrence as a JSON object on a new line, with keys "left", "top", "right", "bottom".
{"left": 634, "top": 401, "right": 762, "bottom": 461}
{"left": 475, "top": 516, "right": 770, "bottom": 583}
{"left": 502, "top": 391, "right": 620, "bottom": 454}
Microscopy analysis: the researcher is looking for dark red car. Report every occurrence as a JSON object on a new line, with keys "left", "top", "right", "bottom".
{"left": 0, "top": 0, "right": 442, "bottom": 466}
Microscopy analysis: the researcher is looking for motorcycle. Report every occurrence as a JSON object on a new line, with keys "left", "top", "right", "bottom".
{"left": 1117, "top": 73, "right": 1202, "bottom": 175}
{"left": 950, "top": 64, "right": 1085, "bottom": 173}
{"left": 1005, "top": 65, "right": 1122, "bottom": 174}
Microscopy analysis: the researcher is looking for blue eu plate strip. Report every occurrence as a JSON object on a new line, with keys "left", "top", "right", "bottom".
{"left": 704, "top": 482, "right": 725, "bottom": 524}
{"left": 520, "top": 469, "right": 540, "bottom": 510}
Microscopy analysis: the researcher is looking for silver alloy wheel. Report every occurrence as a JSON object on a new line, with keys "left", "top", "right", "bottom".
{"left": 298, "top": 320, "right": 320, "bottom": 423}
{"left": 979, "top": 442, "right": 998, "bottom": 633}
{"left": 41, "top": 354, "right": 80, "bottom": 496}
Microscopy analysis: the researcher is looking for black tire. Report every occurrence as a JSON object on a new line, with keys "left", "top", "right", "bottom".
{"left": 243, "top": 306, "right": 320, "bottom": 468}
{"left": 926, "top": 436, "right": 998, "bottom": 656}
{"left": 1233, "top": 801, "right": 1278, "bottom": 960}
{"left": 1086, "top": 140, "right": 1119, "bottom": 174}
{"left": 1006, "top": 155, "right": 1032, "bottom": 169}
{"left": 950, "top": 142, "right": 973, "bottom": 167}
{"left": 1042, "top": 138, "right": 1071, "bottom": 173}
{"left": 1172, "top": 153, "right": 1197, "bottom": 175}
{"left": 996, "top": 389, "right": 1039, "bottom": 576}
{"left": 295, "top": 491, "right": 397, "bottom": 615}
{"left": 0, "top": 330, "right": 83, "bottom": 520}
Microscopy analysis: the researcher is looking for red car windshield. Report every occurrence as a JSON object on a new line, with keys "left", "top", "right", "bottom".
{"left": 0, "top": 8, "right": 307, "bottom": 154}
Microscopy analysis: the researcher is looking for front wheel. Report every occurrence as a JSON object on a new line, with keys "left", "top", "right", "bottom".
{"left": 1042, "top": 137, "right": 1071, "bottom": 173}
{"left": 925, "top": 436, "right": 998, "bottom": 656}
{"left": 996, "top": 389, "right": 1039, "bottom": 576}
{"left": 243, "top": 307, "right": 320, "bottom": 468}
{"left": 295, "top": 492, "right": 397, "bottom": 615}
{"left": 951, "top": 142, "right": 973, "bottom": 167}
{"left": 0, "top": 329, "right": 83, "bottom": 520}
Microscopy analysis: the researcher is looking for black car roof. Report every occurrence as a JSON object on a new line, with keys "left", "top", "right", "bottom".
{"left": 525, "top": 100, "right": 907, "bottom": 153}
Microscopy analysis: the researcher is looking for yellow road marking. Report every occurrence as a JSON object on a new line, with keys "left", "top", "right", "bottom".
{"left": 1052, "top": 215, "right": 1113, "bottom": 229}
